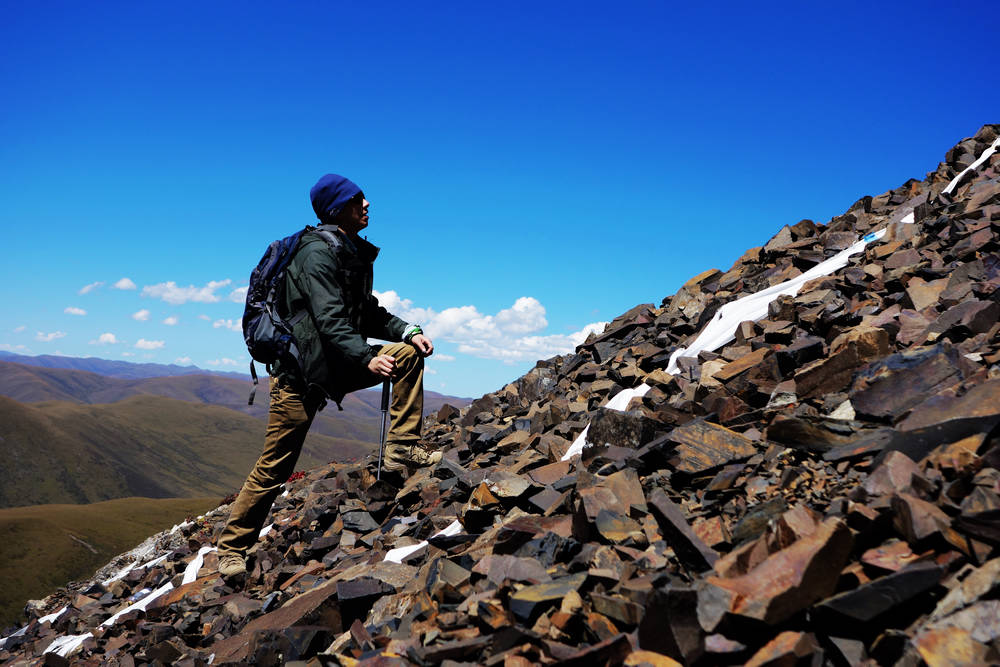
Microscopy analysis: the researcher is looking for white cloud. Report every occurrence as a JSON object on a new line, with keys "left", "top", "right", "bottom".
{"left": 435, "top": 354, "right": 456, "bottom": 361}
{"left": 229, "top": 286, "right": 248, "bottom": 303}
{"left": 35, "top": 331, "right": 67, "bottom": 342}
{"left": 90, "top": 332, "right": 118, "bottom": 345}
{"left": 372, "top": 290, "right": 438, "bottom": 326}
{"left": 495, "top": 297, "right": 548, "bottom": 333}
{"left": 132, "top": 309, "right": 151, "bottom": 321}
{"left": 372, "top": 290, "right": 607, "bottom": 365}
{"left": 207, "top": 358, "right": 240, "bottom": 367}
{"left": 135, "top": 339, "right": 164, "bottom": 350}
{"left": 175, "top": 356, "right": 193, "bottom": 365}
{"left": 198, "top": 314, "right": 211, "bottom": 321}
{"left": 213, "top": 318, "right": 242, "bottom": 332}
{"left": 13, "top": 325, "right": 26, "bottom": 333}
{"left": 142, "top": 279, "right": 231, "bottom": 305}
{"left": 456, "top": 321, "right": 608, "bottom": 363}
{"left": 79, "top": 281, "right": 103, "bottom": 295}
{"left": 64, "top": 307, "right": 87, "bottom": 316}
{"left": 113, "top": 277, "right": 137, "bottom": 290}
{"left": 163, "top": 316, "right": 179, "bottom": 326}
{"left": 0, "top": 343, "right": 29, "bottom": 352}
{"left": 121, "top": 351, "right": 135, "bottom": 357}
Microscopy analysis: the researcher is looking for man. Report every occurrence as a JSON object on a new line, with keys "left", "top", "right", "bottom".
{"left": 217, "top": 173, "right": 440, "bottom": 578}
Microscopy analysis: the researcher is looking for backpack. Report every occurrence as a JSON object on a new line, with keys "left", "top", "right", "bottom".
{"left": 241, "top": 225, "right": 342, "bottom": 404}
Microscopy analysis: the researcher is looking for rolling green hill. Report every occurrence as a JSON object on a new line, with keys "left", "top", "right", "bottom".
{"left": 0, "top": 496, "right": 220, "bottom": 629}
{"left": 0, "top": 360, "right": 471, "bottom": 508}
{"left": 0, "top": 360, "right": 467, "bottom": 446}
{"left": 0, "top": 394, "right": 375, "bottom": 508}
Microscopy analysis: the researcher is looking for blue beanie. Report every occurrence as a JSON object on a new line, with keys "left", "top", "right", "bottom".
{"left": 310, "top": 174, "right": 362, "bottom": 223}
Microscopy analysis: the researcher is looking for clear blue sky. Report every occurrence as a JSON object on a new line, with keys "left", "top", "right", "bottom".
{"left": 1, "top": 1, "right": 996, "bottom": 398}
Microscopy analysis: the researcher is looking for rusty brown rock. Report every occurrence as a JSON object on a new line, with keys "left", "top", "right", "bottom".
{"left": 662, "top": 418, "right": 760, "bottom": 474}
{"left": 744, "top": 631, "right": 819, "bottom": 667}
{"left": 698, "top": 518, "right": 853, "bottom": 627}
{"left": 648, "top": 489, "right": 718, "bottom": 572}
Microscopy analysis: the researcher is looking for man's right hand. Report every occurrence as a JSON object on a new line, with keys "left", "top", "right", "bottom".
{"left": 368, "top": 354, "right": 396, "bottom": 377}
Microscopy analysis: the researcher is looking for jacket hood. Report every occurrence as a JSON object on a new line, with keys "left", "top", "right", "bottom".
{"left": 310, "top": 174, "right": 362, "bottom": 223}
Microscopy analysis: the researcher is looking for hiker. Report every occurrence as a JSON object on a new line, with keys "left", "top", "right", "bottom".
{"left": 217, "top": 173, "right": 441, "bottom": 578}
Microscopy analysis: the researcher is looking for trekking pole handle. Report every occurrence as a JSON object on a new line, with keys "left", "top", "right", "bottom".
{"left": 380, "top": 379, "right": 390, "bottom": 411}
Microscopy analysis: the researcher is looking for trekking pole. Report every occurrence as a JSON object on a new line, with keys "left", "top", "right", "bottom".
{"left": 376, "top": 379, "right": 390, "bottom": 480}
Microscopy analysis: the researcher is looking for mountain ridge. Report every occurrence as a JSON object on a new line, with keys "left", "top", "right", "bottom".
{"left": 3, "top": 125, "right": 999, "bottom": 664}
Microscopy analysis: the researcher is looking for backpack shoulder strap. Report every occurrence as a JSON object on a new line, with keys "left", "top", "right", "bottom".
{"left": 312, "top": 228, "right": 343, "bottom": 252}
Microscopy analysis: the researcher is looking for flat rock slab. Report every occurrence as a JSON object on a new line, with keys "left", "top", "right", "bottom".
{"left": 209, "top": 579, "right": 340, "bottom": 663}
{"left": 508, "top": 573, "right": 587, "bottom": 623}
{"left": 816, "top": 561, "right": 944, "bottom": 623}
{"left": 471, "top": 555, "right": 548, "bottom": 585}
{"left": 666, "top": 419, "right": 760, "bottom": 474}
{"left": 850, "top": 343, "right": 971, "bottom": 421}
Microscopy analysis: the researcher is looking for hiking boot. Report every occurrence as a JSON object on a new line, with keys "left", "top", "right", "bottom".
{"left": 218, "top": 553, "right": 247, "bottom": 578}
{"left": 382, "top": 442, "right": 442, "bottom": 472}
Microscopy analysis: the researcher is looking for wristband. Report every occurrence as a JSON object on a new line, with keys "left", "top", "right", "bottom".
{"left": 403, "top": 325, "right": 423, "bottom": 342}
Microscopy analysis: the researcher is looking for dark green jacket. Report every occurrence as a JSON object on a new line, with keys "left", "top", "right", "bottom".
{"left": 277, "top": 224, "right": 409, "bottom": 404}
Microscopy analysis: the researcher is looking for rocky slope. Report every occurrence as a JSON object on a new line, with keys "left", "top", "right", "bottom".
{"left": 2, "top": 125, "right": 999, "bottom": 666}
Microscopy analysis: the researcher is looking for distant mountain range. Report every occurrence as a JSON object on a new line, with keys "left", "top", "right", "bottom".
{"left": 0, "top": 351, "right": 248, "bottom": 380}
{"left": 0, "top": 357, "right": 471, "bottom": 508}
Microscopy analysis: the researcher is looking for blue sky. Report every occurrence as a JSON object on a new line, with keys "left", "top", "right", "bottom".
{"left": 1, "top": 1, "right": 996, "bottom": 398}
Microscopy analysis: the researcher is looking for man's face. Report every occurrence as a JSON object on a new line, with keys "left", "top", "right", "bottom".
{"left": 338, "top": 195, "right": 370, "bottom": 234}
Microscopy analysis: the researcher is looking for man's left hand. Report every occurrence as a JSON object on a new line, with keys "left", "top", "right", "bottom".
{"left": 410, "top": 333, "right": 434, "bottom": 357}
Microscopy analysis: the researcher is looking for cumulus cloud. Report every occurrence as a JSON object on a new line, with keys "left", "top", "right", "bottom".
{"left": 121, "top": 351, "right": 135, "bottom": 357}
{"left": 113, "top": 277, "right": 137, "bottom": 290}
{"left": 142, "top": 279, "right": 231, "bottom": 305}
{"left": 372, "top": 290, "right": 608, "bottom": 365}
{"left": 229, "top": 286, "right": 248, "bottom": 303}
{"left": 79, "top": 281, "right": 103, "bottom": 295}
{"left": 198, "top": 314, "right": 211, "bottom": 321}
{"left": 372, "top": 290, "right": 438, "bottom": 327}
{"left": 175, "top": 356, "right": 193, "bottom": 365}
{"left": 495, "top": 297, "right": 548, "bottom": 333}
{"left": 90, "top": 332, "right": 118, "bottom": 345}
{"left": 213, "top": 319, "right": 242, "bottom": 332}
{"left": 456, "top": 321, "right": 607, "bottom": 363}
{"left": 163, "top": 316, "right": 179, "bottom": 326}
{"left": 207, "top": 358, "right": 240, "bottom": 367}
{"left": 135, "top": 339, "right": 164, "bottom": 350}
{"left": 0, "top": 343, "right": 29, "bottom": 352}
{"left": 132, "top": 309, "right": 150, "bottom": 321}
{"left": 435, "top": 354, "right": 456, "bottom": 361}
{"left": 13, "top": 325, "right": 26, "bottom": 333}
{"left": 64, "top": 307, "right": 87, "bottom": 316}
{"left": 36, "top": 331, "right": 67, "bottom": 342}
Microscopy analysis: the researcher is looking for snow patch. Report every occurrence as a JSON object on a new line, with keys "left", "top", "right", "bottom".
{"left": 183, "top": 546, "right": 216, "bottom": 585}
{"left": 943, "top": 136, "right": 1000, "bottom": 195}
{"left": 44, "top": 633, "right": 93, "bottom": 657}
{"left": 383, "top": 519, "right": 463, "bottom": 564}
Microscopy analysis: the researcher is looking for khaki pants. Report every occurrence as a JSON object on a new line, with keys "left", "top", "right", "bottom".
{"left": 217, "top": 342, "right": 424, "bottom": 557}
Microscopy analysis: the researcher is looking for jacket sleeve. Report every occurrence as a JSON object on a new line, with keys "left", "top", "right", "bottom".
{"left": 296, "top": 245, "right": 380, "bottom": 369}
{"left": 362, "top": 293, "right": 410, "bottom": 342}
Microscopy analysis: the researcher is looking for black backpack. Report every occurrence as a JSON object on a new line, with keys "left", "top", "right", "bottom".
{"left": 241, "top": 226, "right": 342, "bottom": 404}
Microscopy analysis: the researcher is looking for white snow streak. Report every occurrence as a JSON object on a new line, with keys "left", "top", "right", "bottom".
{"left": 561, "top": 214, "right": 922, "bottom": 460}
{"left": 943, "top": 136, "right": 1000, "bottom": 195}
{"left": 383, "top": 519, "right": 463, "bottom": 564}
